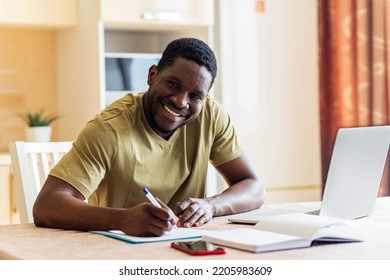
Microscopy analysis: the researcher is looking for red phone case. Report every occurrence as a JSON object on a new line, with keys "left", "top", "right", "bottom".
{"left": 171, "top": 242, "right": 226, "bottom": 255}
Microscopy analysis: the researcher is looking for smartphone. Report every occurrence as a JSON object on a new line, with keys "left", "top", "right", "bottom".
{"left": 171, "top": 240, "right": 226, "bottom": 255}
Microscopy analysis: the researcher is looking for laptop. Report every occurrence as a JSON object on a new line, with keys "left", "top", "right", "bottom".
{"left": 229, "top": 125, "right": 390, "bottom": 224}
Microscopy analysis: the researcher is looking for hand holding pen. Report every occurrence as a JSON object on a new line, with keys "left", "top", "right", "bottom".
{"left": 143, "top": 187, "right": 178, "bottom": 230}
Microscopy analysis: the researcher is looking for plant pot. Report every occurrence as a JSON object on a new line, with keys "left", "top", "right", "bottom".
{"left": 25, "top": 126, "right": 52, "bottom": 142}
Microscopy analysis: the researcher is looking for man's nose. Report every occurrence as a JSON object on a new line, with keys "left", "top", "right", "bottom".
{"left": 172, "top": 92, "right": 190, "bottom": 109}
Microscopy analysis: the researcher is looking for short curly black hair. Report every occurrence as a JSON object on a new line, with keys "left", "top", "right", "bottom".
{"left": 157, "top": 37, "right": 218, "bottom": 89}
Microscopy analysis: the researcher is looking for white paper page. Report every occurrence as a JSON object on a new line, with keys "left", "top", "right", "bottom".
{"left": 204, "top": 228, "right": 303, "bottom": 246}
{"left": 228, "top": 203, "right": 320, "bottom": 224}
{"left": 202, "top": 228, "right": 308, "bottom": 252}
{"left": 254, "top": 212, "right": 349, "bottom": 241}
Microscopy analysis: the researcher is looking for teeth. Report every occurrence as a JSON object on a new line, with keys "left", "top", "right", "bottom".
{"left": 164, "top": 105, "right": 181, "bottom": 117}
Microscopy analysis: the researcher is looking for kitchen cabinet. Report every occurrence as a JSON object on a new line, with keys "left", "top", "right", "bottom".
{"left": 100, "top": 0, "right": 213, "bottom": 29}
{"left": 0, "top": 0, "right": 77, "bottom": 28}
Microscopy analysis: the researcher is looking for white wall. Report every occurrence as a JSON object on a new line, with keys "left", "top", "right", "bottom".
{"left": 215, "top": 0, "right": 322, "bottom": 202}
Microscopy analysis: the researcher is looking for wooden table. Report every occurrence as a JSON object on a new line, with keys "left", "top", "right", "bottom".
{"left": 0, "top": 197, "right": 389, "bottom": 260}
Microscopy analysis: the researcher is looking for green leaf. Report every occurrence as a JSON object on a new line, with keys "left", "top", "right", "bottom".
{"left": 18, "top": 108, "right": 61, "bottom": 127}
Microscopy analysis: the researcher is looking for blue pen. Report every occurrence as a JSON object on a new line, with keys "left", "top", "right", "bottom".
{"left": 143, "top": 187, "right": 178, "bottom": 229}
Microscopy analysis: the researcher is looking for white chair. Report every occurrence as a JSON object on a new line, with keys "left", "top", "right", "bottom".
{"left": 9, "top": 141, "right": 73, "bottom": 224}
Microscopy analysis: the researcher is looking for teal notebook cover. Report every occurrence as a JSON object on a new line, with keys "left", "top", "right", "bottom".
{"left": 91, "top": 228, "right": 204, "bottom": 244}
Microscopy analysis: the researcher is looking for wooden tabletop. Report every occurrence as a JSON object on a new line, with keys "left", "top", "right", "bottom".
{"left": 1, "top": 197, "right": 389, "bottom": 260}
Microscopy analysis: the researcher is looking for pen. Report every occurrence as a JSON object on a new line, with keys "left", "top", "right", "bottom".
{"left": 143, "top": 187, "right": 178, "bottom": 229}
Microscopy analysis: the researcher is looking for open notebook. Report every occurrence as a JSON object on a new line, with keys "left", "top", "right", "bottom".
{"left": 204, "top": 212, "right": 360, "bottom": 253}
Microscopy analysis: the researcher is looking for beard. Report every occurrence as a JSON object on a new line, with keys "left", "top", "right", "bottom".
{"left": 143, "top": 93, "right": 198, "bottom": 139}
{"left": 151, "top": 109, "right": 196, "bottom": 140}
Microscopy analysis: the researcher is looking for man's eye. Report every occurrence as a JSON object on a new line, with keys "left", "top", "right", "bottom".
{"left": 190, "top": 93, "right": 203, "bottom": 101}
{"left": 168, "top": 81, "right": 179, "bottom": 89}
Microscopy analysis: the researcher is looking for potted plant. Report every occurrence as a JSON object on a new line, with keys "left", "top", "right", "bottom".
{"left": 18, "top": 108, "right": 60, "bottom": 142}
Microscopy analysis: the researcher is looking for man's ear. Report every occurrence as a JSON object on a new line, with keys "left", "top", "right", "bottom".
{"left": 147, "top": 65, "right": 158, "bottom": 86}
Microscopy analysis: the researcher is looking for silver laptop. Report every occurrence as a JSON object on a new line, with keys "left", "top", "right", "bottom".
{"left": 229, "top": 125, "right": 390, "bottom": 224}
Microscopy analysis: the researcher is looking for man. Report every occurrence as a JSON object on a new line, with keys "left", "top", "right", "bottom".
{"left": 33, "top": 37, "right": 264, "bottom": 237}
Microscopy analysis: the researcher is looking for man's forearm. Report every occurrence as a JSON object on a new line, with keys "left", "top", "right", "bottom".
{"left": 33, "top": 191, "right": 122, "bottom": 231}
{"left": 208, "top": 178, "right": 264, "bottom": 217}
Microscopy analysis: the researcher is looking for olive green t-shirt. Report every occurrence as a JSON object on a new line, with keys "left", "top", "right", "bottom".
{"left": 50, "top": 93, "right": 244, "bottom": 208}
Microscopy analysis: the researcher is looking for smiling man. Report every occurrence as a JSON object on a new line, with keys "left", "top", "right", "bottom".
{"left": 33, "top": 38, "right": 264, "bottom": 237}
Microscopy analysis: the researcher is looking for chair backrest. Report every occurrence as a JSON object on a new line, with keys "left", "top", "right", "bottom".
{"left": 9, "top": 141, "right": 73, "bottom": 224}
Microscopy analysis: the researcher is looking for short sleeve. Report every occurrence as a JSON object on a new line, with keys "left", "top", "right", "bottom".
{"left": 49, "top": 119, "right": 117, "bottom": 198}
{"left": 208, "top": 100, "right": 245, "bottom": 167}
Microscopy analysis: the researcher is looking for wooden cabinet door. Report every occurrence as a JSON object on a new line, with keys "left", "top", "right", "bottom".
{"left": 0, "top": 0, "right": 77, "bottom": 28}
{"left": 100, "top": 0, "right": 214, "bottom": 28}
